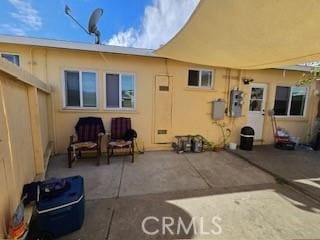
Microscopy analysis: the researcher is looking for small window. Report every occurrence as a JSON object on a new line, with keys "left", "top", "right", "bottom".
{"left": 106, "top": 73, "right": 135, "bottom": 109}
{"left": 1, "top": 53, "right": 20, "bottom": 66}
{"left": 249, "top": 87, "right": 264, "bottom": 111}
{"left": 274, "top": 86, "right": 307, "bottom": 116}
{"left": 188, "top": 70, "right": 200, "bottom": 86}
{"left": 188, "top": 69, "right": 213, "bottom": 88}
{"left": 64, "top": 70, "right": 97, "bottom": 108}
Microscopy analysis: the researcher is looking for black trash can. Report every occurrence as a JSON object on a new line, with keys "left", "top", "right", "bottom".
{"left": 314, "top": 130, "right": 320, "bottom": 151}
{"left": 240, "top": 126, "right": 255, "bottom": 150}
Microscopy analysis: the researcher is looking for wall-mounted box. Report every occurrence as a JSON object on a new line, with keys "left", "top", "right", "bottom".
{"left": 212, "top": 99, "right": 225, "bottom": 120}
{"left": 229, "top": 90, "right": 243, "bottom": 117}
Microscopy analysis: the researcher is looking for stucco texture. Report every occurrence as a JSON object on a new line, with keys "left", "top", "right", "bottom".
{"left": 0, "top": 43, "right": 317, "bottom": 155}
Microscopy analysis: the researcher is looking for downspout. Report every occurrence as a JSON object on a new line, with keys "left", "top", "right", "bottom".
{"left": 238, "top": 69, "right": 243, "bottom": 89}
{"left": 225, "top": 68, "right": 231, "bottom": 110}
{"left": 307, "top": 81, "right": 319, "bottom": 142}
{"left": 167, "top": 59, "right": 174, "bottom": 140}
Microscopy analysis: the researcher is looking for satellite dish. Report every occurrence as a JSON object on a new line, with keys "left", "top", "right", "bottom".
{"left": 64, "top": 5, "right": 104, "bottom": 44}
{"left": 88, "top": 8, "right": 103, "bottom": 44}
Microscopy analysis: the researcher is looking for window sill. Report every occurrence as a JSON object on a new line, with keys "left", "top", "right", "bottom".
{"left": 275, "top": 116, "right": 308, "bottom": 122}
{"left": 60, "top": 108, "right": 139, "bottom": 114}
{"left": 105, "top": 108, "right": 138, "bottom": 114}
{"left": 185, "top": 87, "right": 216, "bottom": 92}
{"left": 60, "top": 107, "right": 100, "bottom": 113}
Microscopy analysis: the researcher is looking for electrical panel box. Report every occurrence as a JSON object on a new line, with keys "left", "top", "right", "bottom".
{"left": 212, "top": 99, "right": 225, "bottom": 120}
{"left": 229, "top": 90, "right": 244, "bottom": 117}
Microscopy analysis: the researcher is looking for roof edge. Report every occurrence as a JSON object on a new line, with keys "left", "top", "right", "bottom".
{"left": 0, "top": 34, "right": 156, "bottom": 58}
{"left": 0, "top": 34, "right": 313, "bottom": 72}
{"left": 274, "top": 65, "right": 313, "bottom": 72}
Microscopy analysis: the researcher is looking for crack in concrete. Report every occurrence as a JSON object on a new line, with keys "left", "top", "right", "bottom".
{"left": 105, "top": 207, "right": 115, "bottom": 240}
{"left": 183, "top": 154, "right": 213, "bottom": 189}
{"left": 116, "top": 158, "right": 125, "bottom": 199}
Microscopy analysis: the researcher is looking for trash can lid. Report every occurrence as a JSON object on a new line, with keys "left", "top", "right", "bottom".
{"left": 241, "top": 126, "right": 255, "bottom": 135}
{"left": 240, "top": 133, "right": 254, "bottom": 137}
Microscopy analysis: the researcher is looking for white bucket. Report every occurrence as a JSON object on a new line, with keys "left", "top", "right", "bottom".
{"left": 229, "top": 142, "right": 237, "bottom": 150}
{"left": 289, "top": 136, "right": 300, "bottom": 145}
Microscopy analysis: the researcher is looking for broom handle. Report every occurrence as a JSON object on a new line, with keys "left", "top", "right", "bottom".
{"left": 270, "top": 111, "right": 278, "bottom": 143}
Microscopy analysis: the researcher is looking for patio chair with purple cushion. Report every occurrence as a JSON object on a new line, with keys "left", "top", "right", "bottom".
{"left": 68, "top": 117, "right": 105, "bottom": 168}
{"left": 107, "top": 117, "right": 136, "bottom": 164}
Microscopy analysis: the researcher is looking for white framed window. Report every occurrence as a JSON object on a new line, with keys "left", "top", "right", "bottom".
{"left": 274, "top": 86, "right": 308, "bottom": 116}
{"left": 106, "top": 72, "right": 135, "bottom": 109}
{"left": 188, "top": 69, "right": 214, "bottom": 88}
{"left": 1, "top": 53, "right": 20, "bottom": 66}
{"left": 64, "top": 70, "right": 97, "bottom": 108}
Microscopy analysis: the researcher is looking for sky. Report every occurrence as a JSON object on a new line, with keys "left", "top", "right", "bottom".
{"left": 0, "top": 0, "right": 199, "bottom": 49}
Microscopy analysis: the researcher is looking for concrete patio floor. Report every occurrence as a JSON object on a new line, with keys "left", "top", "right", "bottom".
{"left": 233, "top": 145, "right": 320, "bottom": 201}
{"left": 46, "top": 150, "right": 320, "bottom": 240}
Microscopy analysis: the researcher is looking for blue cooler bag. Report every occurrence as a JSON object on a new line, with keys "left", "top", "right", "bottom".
{"left": 36, "top": 176, "right": 85, "bottom": 238}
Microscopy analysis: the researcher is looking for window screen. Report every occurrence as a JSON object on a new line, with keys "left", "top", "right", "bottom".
{"left": 290, "top": 87, "right": 307, "bottom": 116}
{"left": 274, "top": 86, "right": 290, "bottom": 115}
{"left": 1, "top": 53, "right": 20, "bottom": 66}
{"left": 106, "top": 74, "right": 120, "bottom": 108}
{"left": 82, "top": 72, "right": 97, "bottom": 107}
{"left": 65, "top": 71, "right": 80, "bottom": 107}
{"left": 121, "top": 74, "right": 134, "bottom": 108}
{"left": 188, "top": 70, "right": 200, "bottom": 86}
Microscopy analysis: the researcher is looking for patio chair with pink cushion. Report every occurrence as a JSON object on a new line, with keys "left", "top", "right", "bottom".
{"left": 107, "top": 117, "right": 136, "bottom": 164}
{"left": 68, "top": 117, "right": 105, "bottom": 168}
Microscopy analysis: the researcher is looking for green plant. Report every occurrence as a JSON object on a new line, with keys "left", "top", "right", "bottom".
{"left": 298, "top": 67, "right": 320, "bottom": 86}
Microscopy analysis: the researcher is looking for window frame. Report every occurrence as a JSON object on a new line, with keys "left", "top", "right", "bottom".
{"left": 273, "top": 85, "right": 309, "bottom": 117}
{"left": 62, "top": 69, "right": 98, "bottom": 109}
{"left": 1, "top": 52, "right": 21, "bottom": 66}
{"left": 187, "top": 68, "right": 214, "bottom": 89}
{"left": 105, "top": 71, "right": 136, "bottom": 111}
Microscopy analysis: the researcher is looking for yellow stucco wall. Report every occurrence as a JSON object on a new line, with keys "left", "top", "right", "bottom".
{"left": 0, "top": 43, "right": 317, "bottom": 155}
{"left": 244, "top": 69, "right": 316, "bottom": 144}
{"left": 168, "top": 62, "right": 316, "bottom": 147}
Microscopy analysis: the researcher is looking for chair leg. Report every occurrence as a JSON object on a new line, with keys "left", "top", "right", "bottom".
{"left": 97, "top": 148, "right": 101, "bottom": 166}
{"left": 68, "top": 147, "right": 73, "bottom": 168}
{"left": 131, "top": 143, "right": 134, "bottom": 163}
{"left": 107, "top": 145, "right": 111, "bottom": 165}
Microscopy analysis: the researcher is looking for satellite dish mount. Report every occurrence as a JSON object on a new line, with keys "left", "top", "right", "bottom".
{"left": 65, "top": 5, "right": 103, "bottom": 44}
